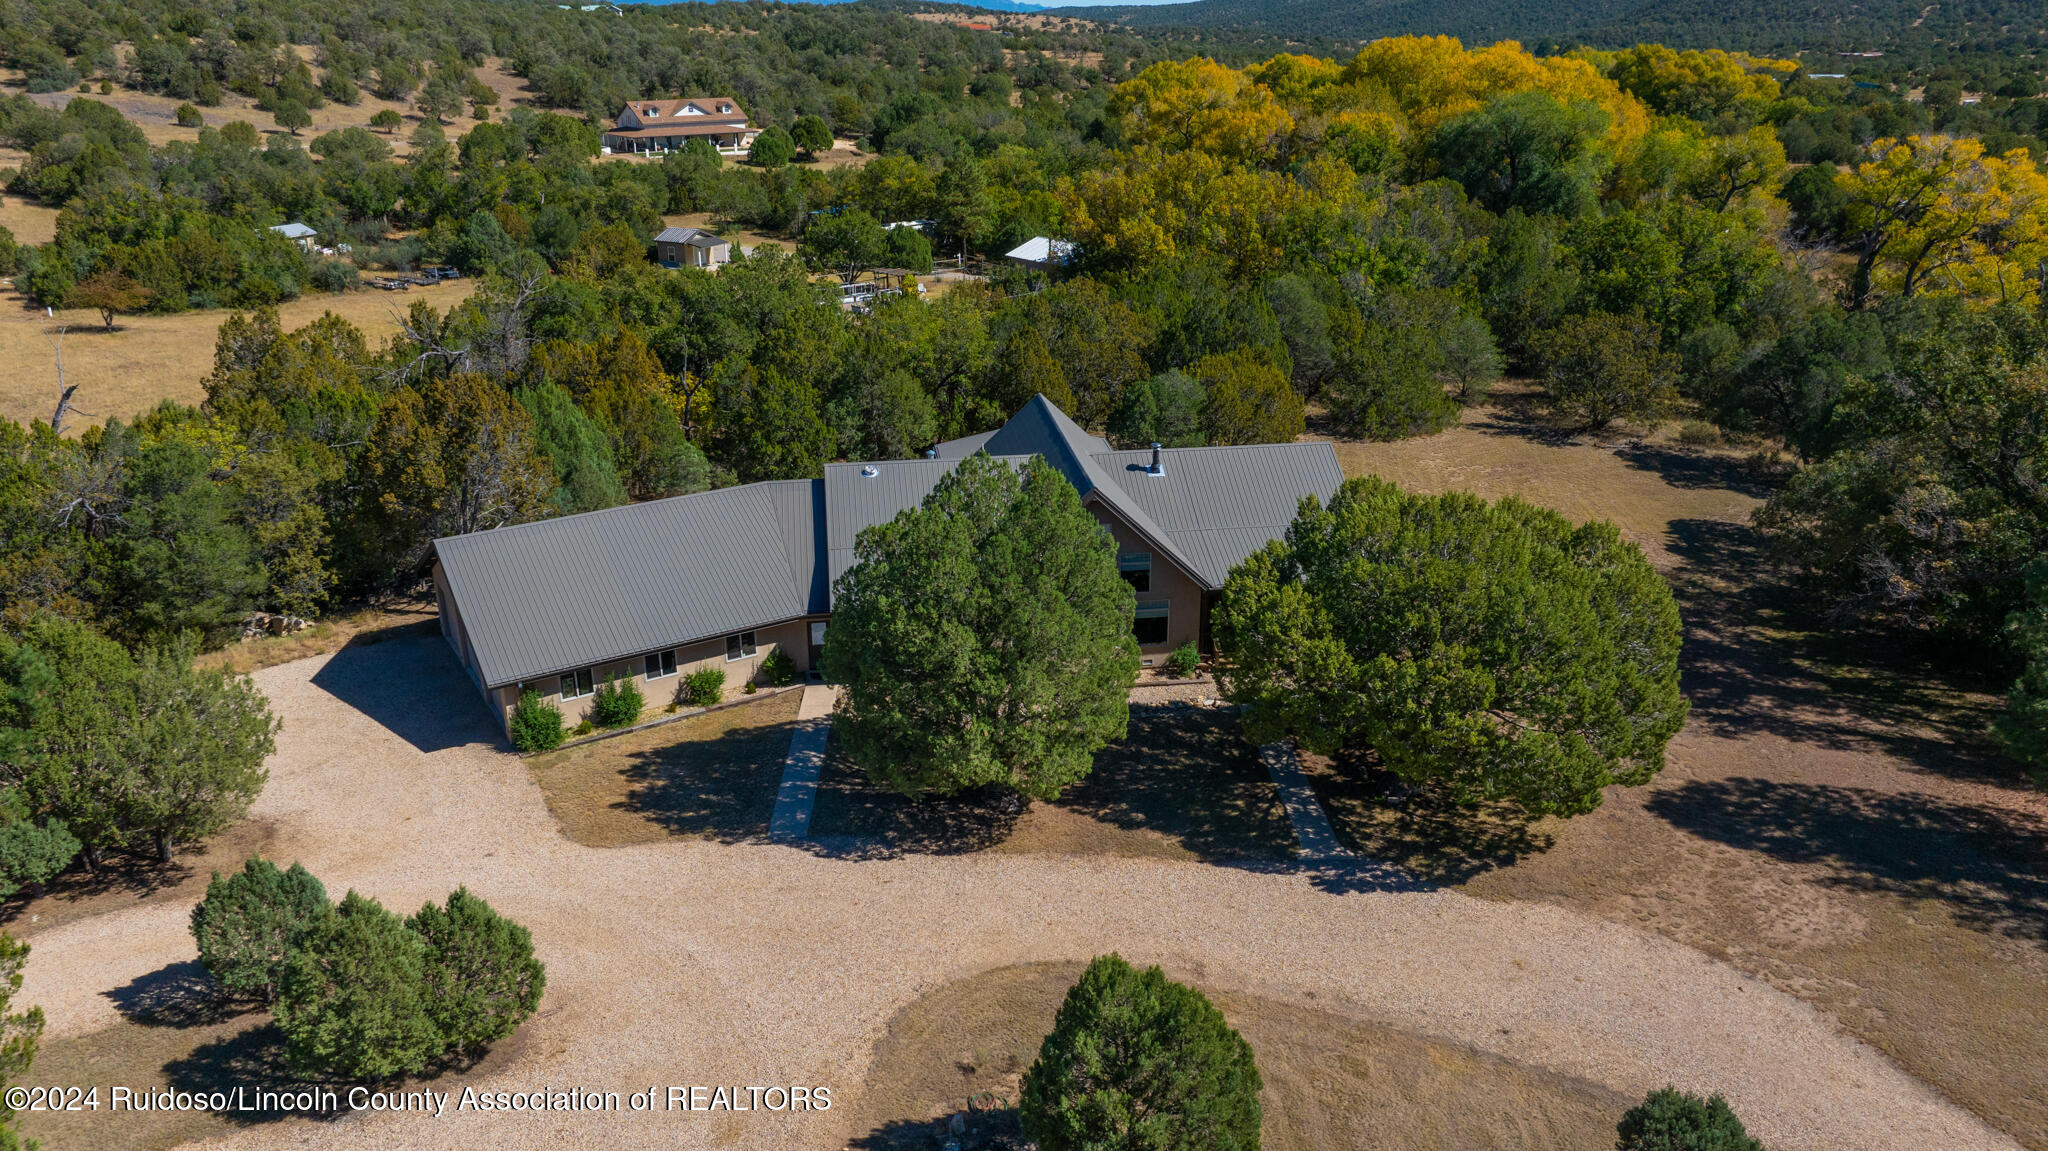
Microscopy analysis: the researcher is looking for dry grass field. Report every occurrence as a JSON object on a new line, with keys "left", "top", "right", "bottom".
{"left": 1323, "top": 386, "right": 2048, "bottom": 1148}
{"left": 0, "top": 279, "right": 473, "bottom": 430}
{"left": 844, "top": 960, "right": 1634, "bottom": 1151}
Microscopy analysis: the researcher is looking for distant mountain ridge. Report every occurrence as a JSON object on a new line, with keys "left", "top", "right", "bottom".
{"left": 1062, "top": 0, "right": 2046, "bottom": 56}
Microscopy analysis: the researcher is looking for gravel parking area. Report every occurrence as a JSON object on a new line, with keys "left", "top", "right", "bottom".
{"left": 22, "top": 636, "right": 2021, "bottom": 1151}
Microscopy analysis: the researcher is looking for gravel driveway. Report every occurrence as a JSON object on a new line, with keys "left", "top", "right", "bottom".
{"left": 26, "top": 637, "right": 2022, "bottom": 1151}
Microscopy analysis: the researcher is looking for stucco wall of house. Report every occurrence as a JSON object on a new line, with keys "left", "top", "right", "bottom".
{"left": 1086, "top": 498, "right": 1205, "bottom": 661}
{"left": 486, "top": 617, "right": 815, "bottom": 734}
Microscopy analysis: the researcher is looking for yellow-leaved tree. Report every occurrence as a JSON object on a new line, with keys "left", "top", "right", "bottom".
{"left": 1111, "top": 57, "right": 1293, "bottom": 164}
{"left": 1837, "top": 135, "right": 2048, "bottom": 308}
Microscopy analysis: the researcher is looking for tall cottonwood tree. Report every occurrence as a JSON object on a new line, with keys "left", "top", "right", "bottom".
{"left": 823, "top": 454, "right": 1140, "bottom": 799}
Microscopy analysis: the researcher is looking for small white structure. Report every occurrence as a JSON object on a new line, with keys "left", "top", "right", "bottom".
{"left": 653, "top": 226, "right": 731, "bottom": 269}
{"left": 1004, "top": 235, "right": 1075, "bottom": 269}
{"left": 270, "top": 222, "right": 319, "bottom": 250}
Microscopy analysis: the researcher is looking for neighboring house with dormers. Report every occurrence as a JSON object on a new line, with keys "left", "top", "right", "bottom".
{"left": 431, "top": 395, "right": 1343, "bottom": 736}
{"left": 601, "top": 97, "right": 758, "bottom": 155}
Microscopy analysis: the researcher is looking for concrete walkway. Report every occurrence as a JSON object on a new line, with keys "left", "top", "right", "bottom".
{"left": 770, "top": 683, "right": 839, "bottom": 841}
{"left": 1260, "top": 741, "right": 1354, "bottom": 861}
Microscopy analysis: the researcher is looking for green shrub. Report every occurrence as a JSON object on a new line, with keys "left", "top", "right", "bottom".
{"left": 275, "top": 891, "right": 442, "bottom": 1080}
{"left": 1021, "top": 954, "right": 1262, "bottom": 1151}
{"left": 1616, "top": 1087, "right": 1763, "bottom": 1151}
{"left": 761, "top": 646, "right": 797, "bottom": 687}
{"left": 408, "top": 887, "right": 546, "bottom": 1055}
{"left": 190, "top": 857, "right": 329, "bottom": 1002}
{"left": 681, "top": 667, "right": 725, "bottom": 708}
{"left": 573, "top": 719, "right": 593, "bottom": 736}
{"left": 1165, "top": 641, "right": 1201, "bottom": 679}
{"left": 589, "top": 675, "right": 644, "bottom": 728}
{"left": 508, "top": 690, "right": 564, "bottom": 752}
{"left": 309, "top": 258, "right": 358, "bottom": 293}
{"left": 0, "top": 818, "right": 79, "bottom": 900}
{"left": 174, "top": 102, "right": 203, "bottom": 127}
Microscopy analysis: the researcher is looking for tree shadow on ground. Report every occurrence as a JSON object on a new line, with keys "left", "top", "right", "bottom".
{"left": 308, "top": 632, "right": 500, "bottom": 754}
{"left": 160, "top": 1022, "right": 344, "bottom": 1125}
{"left": 1612, "top": 441, "right": 1775, "bottom": 498}
{"left": 1301, "top": 746, "right": 1554, "bottom": 885}
{"left": 849, "top": 1112, "right": 1025, "bottom": 1150}
{"left": 805, "top": 704, "right": 1295, "bottom": 863}
{"left": 1648, "top": 777, "right": 2048, "bottom": 941}
{"left": 1463, "top": 386, "right": 1588, "bottom": 446}
{"left": 103, "top": 961, "right": 259, "bottom": 1029}
{"left": 1665, "top": 517, "right": 2014, "bottom": 782}
{"left": 1056, "top": 703, "right": 1297, "bottom": 863}
{"left": 806, "top": 733, "right": 1024, "bottom": 859}
{"left": 613, "top": 717, "right": 796, "bottom": 844}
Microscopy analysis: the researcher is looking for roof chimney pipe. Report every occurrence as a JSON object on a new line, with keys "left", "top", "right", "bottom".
{"left": 1148, "top": 443, "right": 1163, "bottom": 476}
{"left": 924, "top": 448, "right": 937, "bottom": 459}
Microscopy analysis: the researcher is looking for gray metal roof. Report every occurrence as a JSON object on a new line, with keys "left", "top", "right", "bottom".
{"left": 1092, "top": 443, "right": 1344, "bottom": 586}
{"left": 821, "top": 455, "right": 1034, "bottom": 594}
{"left": 432, "top": 479, "right": 822, "bottom": 689}
{"left": 434, "top": 395, "right": 1344, "bottom": 689}
{"left": 653, "top": 226, "right": 723, "bottom": 246}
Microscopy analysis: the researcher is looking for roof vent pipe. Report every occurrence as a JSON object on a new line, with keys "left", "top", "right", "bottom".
{"left": 1148, "top": 443, "right": 1163, "bottom": 476}
{"left": 924, "top": 448, "right": 937, "bottom": 459}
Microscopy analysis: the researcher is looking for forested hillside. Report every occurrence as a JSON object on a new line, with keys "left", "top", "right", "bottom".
{"left": 1074, "top": 0, "right": 2048, "bottom": 73}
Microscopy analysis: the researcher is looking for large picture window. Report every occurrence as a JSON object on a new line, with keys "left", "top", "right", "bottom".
{"left": 1133, "top": 601, "right": 1169, "bottom": 646}
{"left": 1118, "top": 552, "right": 1151, "bottom": 593}
{"left": 645, "top": 650, "right": 676, "bottom": 679}
{"left": 560, "top": 668, "right": 594, "bottom": 699}
{"left": 726, "top": 631, "right": 758, "bottom": 661}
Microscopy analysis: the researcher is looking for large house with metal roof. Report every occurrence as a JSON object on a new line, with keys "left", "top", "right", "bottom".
{"left": 601, "top": 97, "right": 758, "bottom": 155}
{"left": 431, "top": 395, "right": 1344, "bottom": 734}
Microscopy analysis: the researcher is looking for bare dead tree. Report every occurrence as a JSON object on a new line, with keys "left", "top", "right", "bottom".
{"left": 45, "top": 312, "right": 92, "bottom": 435}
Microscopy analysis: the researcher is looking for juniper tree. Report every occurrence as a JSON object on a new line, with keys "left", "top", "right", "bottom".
{"left": 275, "top": 892, "right": 442, "bottom": 1080}
{"left": 1214, "top": 477, "right": 1687, "bottom": 817}
{"left": 822, "top": 454, "right": 1139, "bottom": 800}
{"left": 408, "top": 887, "right": 546, "bottom": 1055}
{"left": 190, "top": 857, "right": 329, "bottom": 1002}
{"left": 1021, "top": 954, "right": 1262, "bottom": 1151}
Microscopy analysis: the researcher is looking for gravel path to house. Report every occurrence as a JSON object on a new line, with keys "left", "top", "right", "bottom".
{"left": 26, "top": 638, "right": 2022, "bottom": 1151}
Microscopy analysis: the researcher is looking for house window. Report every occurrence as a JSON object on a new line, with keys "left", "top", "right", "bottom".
{"left": 1118, "top": 553, "right": 1151, "bottom": 593}
{"left": 1133, "top": 602, "right": 1169, "bottom": 646}
{"left": 560, "top": 668, "right": 594, "bottom": 699}
{"left": 645, "top": 650, "right": 676, "bottom": 679}
{"left": 726, "top": 631, "right": 758, "bottom": 661}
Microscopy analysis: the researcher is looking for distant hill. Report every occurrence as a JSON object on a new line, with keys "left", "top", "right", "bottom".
{"left": 1064, "top": 0, "right": 2048, "bottom": 60}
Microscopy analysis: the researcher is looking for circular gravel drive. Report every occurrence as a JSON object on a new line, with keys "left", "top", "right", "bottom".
{"left": 28, "top": 639, "right": 2022, "bottom": 1151}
